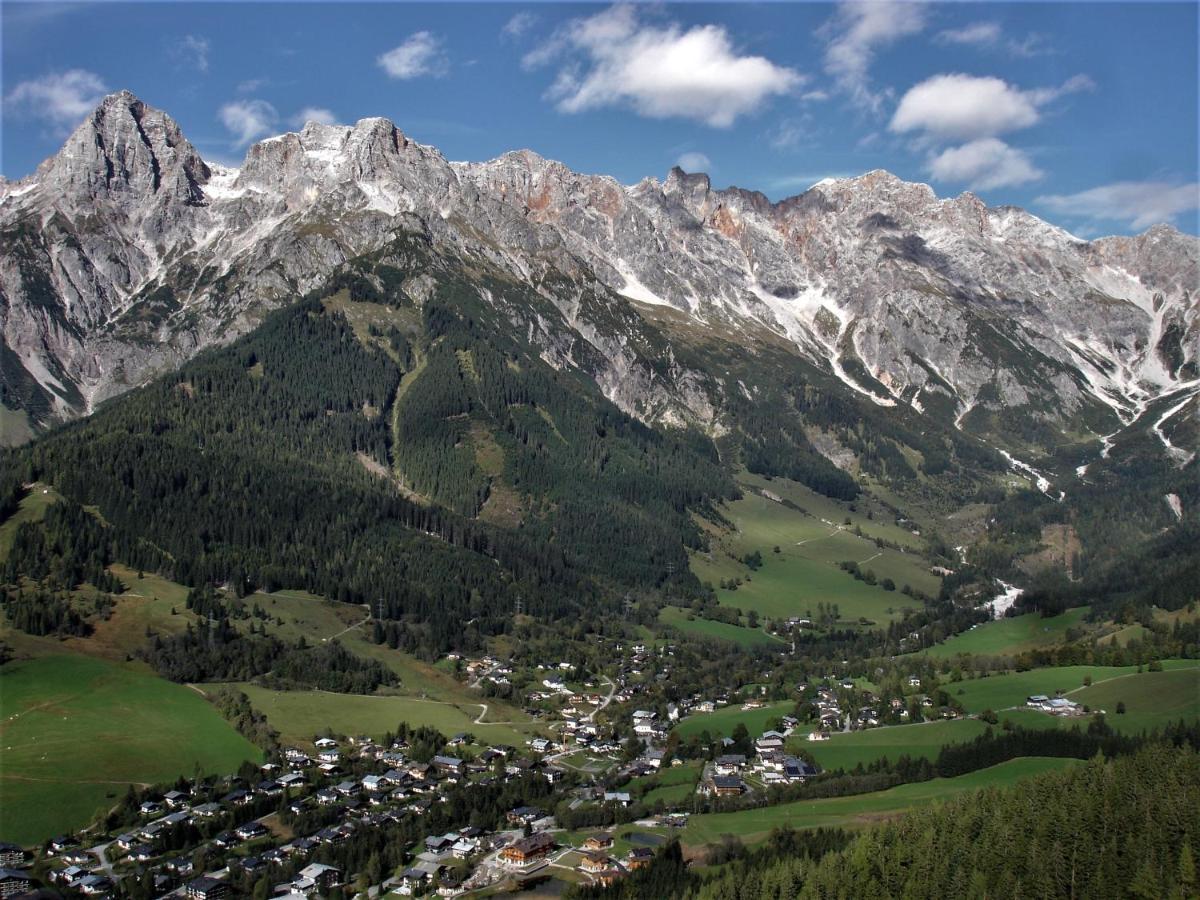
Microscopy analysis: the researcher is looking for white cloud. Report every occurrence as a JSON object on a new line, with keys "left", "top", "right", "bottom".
{"left": 890, "top": 73, "right": 1093, "bottom": 141}
{"left": 820, "top": 1, "right": 926, "bottom": 113}
{"left": 502, "top": 12, "right": 537, "bottom": 40}
{"left": 175, "top": 34, "right": 210, "bottom": 73}
{"left": 236, "top": 78, "right": 268, "bottom": 94}
{"left": 4, "top": 69, "right": 108, "bottom": 131}
{"left": 768, "top": 115, "right": 817, "bottom": 151}
{"left": 378, "top": 32, "right": 449, "bottom": 79}
{"left": 935, "top": 22, "right": 1001, "bottom": 47}
{"left": 291, "top": 106, "right": 338, "bottom": 128}
{"left": 525, "top": 5, "right": 800, "bottom": 128}
{"left": 219, "top": 99, "right": 279, "bottom": 146}
{"left": 927, "top": 138, "right": 1043, "bottom": 190}
{"left": 1037, "top": 181, "right": 1200, "bottom": 230}
{"left": 675, "top": 151, "right": 711, "bottom": 173}
{"left": 891, "top": 74, "right": 1038, "bottom": 140}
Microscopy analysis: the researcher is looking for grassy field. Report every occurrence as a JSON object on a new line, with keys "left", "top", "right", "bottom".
{"left": 924, "top": 607, "right": 1093, "bottom": 659}
{"left": 797, "top": 718, "right": 998, "bottom": 772}
{"left": 0, "top": 483, "right": 60, "bottom": 560}
{"left": 1024, "top": 667, "right": 1199, "bottom": 734}
{"left": 0, "top": 654, "right": 259, "bottom": 846}
{"left": 236, "top": 683, "right": 542, "bottom": 748}
{"left": 689, "top": 474, "right": 941, "bottom": 625}
{"left": 674, "top": 701, "right": 794, "bottom": 741}
{"left": 679, "top": 757, "right": 1076, "bottom": 846}
{"left": 948, "top": 660, "right": 1200, "bottom": 715}
{"left": 658, "top": 606, "right": 783, "bottom": 648}
{"left": 631, "top": 762, "right": 703, "bottom": 806}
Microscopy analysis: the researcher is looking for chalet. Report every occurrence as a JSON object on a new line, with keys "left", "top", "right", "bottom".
{"left": 296, "top": 863, "right": 341, "bottom": 893}
{"left": 907, "top": 676, "right": 922, "bottom": 688}
{"left": 1026, "top": 694, "right": 1050, "bottom": 707}
{"left": 602, "top": 792, "right": 632, "bottom": 807}
{"left": 407, "top": 762, "right": 433, "bottom": 780}
{"left": 432, "top": 755, "right": 464, "bottom": 776}
{"left": 643, "top": 748, "right": 666, "bottom": 769}
{"left": 627, "top": 847, "right": 654, "bottom": 870}
{"left": 507, "top": 806, "right": 545, "bottom": 826}
{"left": 0, "top": 842, "right": 26, "bottom": 867}
{"left": 500, "top": 832, "right": 556, "bottom": 868}
{"left": 235, "top": 821, "right": 268, "bottom": 841}
{"left": 317, "top": 749, "right": 341, "bottom": 765}
{"left": 451, "top": 838, "right": 478, "bottom": 859}
{"left": 139, "top": 800, "right": 164, "bottom": 817}
{"left": 238, "top": 856, "right": 265, "bottom": 875}
{"left": 808, "top": 731, "right": 830, "bottom": 742}
{"left": 256, "top": 779, "right": 283, "bottom": 797}
{"left": 424, "top": 834, "right": 455, "bottom": 854}
{"left": 163, "top": 790, "right": 190, "bottom": 809}
{"left": 784, "top": 758, "right": 820, "bottom": 782}
{"left": 128, "top": 843, "right": 156, "bottom": 862}
{"left": 185, "top": 876, "right": 229, "bottom": 900}
{"left": 191, "top": 802, "right": 221, "bottom": 818}
{"left": 315, "top": 789, "right": 339, "bottom": 806}
{"left": 530, "top": 738, "right": 552, "bottom": 753}
{"left": 583, "top": 833, "right": 614, "bottom": 851}
{"left": 335, "top": 780, "right": 361, "bottom": 797}
{"left": 695, "top": 700, "right": 716, "bottom": 713}
{"left": 53, "top": 865, "right": 88, "bottom": 885}
{"left": 707, "top": 776, "right": 744, "bottom": 797}
{"left": 755, "top": 735, "right": 785, "bottom": 753}
{"left": 714, "top": 754, "right": 747, "bottom": 775}
{"left": 77, "top": 874, "right": 115, "bottom": 896}
{"left": 0, "top": 870, "right": 31, "bottom": 899}
{"left": 221, "top": 789, "right": 251, "bottom": 807}
{"left": 212, "top": 832, "right": 238, "bottom": 850}
{"left": 279, "top": 772, "right": 305, "bottom": 789}
{"left": 47, "top": 836, "right": 76, "bottom": 854}
{"left": 580, "top": 851, "right": 611, "bottom": 873}
{"left": 314, "top": 738, "right": 338, "bottom": 749}
{"left": 596, "top": 869, "right": 625, "bottom": 887}
{"left": 114, "top": 833, "right": 139, "bottom": 851}
{"left": 61, "top": 848, "right": 92, "bottom": 866}
{"left": 397, "top": 868, "right": 431, "bottom": 895}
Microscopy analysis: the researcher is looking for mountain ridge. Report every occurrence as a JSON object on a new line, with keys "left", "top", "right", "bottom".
{"left": 2, "top": 91, "right": 1196, "bottom": 477}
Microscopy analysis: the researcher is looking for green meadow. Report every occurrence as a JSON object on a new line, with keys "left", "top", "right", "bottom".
{"left": 236, "top": 683, "right": 541, "bottom": 748}
{"left": 680, "top": 757, "right": 1077, "bottom": 845}
{"left": 947, "top": 660, "right": 1200, "bottom": 715}
{"left": 674, "top": 700, "right": 794, "bottom": 741}
{"left": 924, "top": 607, "right": 1093, "bottom": 659}
{"left": 0, "top": 654, "right": 259, "bottom": 846}
{"left": 658, "top": 606, "right": 784, "bottom": 648}
{"left": 689, "top": 474, "right": 941, "bottom": 625}
{"left": 797, "top": 718, "right": 997, "bottom": 772}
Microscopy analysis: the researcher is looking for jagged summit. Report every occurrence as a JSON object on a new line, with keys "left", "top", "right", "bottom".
{"left": 2, "top": 90, "right": 1197, "bottom": 465}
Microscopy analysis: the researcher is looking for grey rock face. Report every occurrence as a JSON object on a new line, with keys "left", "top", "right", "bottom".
{"left": 2, "top": 92, "right": 1197, "bottom": 459}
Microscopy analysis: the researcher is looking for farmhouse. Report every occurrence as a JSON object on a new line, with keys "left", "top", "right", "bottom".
{"left": 706, "top": 775, "right": 745, "bottom": 797}
{"left": 580, "top": 851, "right": 611, "bottom": 873}
{"left": 500, "top": 832, "right": 556, "bottom": 868}
{"left": 583, "top": 833, "right": 614, "bottom": 851}
{"left": 714, "top": 754, "right": 746, "bottom": 775}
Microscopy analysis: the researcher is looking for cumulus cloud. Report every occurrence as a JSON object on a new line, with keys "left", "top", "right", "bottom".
{"left": 378, "top": 32, "right": 449, "bottom": 79}
{"left": 524, "top": 5, "right": 800, "bottom": 128}
{"left": 219, "top": 99, "right": 279, "bottom": 146}
{"left": 820, "top": 1, "right": 926, "bottom": 113}
{"left": 675, "top": 151, "right": 711, "bottom": 173}
{"left": 291, "top": 106, "right": 338, "bottom": 128}
{"left": 4, "top": 69, "right": 108, "bottom": 131}
{"left": 502, "top": 12, "right": 537, "bottom": 40}
{"left": 1037, "top": 181, "right": 1200, "bottom": 230}
{"left": 891, "top": 72, "right": 1093, "bottom": 141}
{"left": 935, "top": 22, "right": 1001, "bottom": 47}
{"left": 174, "top": 34, "right": 210, "bottom": 73}
{"left": 927, "top": 138, "right": 1043, "bottom": 190}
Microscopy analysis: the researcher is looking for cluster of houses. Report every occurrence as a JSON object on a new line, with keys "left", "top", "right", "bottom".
{"left": 29, "top": 733, "right": 576, "bottom": 899}
{"left": 702, "top": 726, "right": 820, "bottom": 797}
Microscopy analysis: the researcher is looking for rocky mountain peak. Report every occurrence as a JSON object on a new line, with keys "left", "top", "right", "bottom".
{"left": 37, "top": 90, "right": 209, "bottom": 212}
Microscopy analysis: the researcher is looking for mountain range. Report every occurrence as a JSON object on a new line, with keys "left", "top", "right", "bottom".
{"left": 2, "top": 90, "right": 1197, "bottom": 482}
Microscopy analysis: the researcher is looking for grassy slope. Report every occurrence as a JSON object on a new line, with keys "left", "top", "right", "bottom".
{"left": 674, "top": 701, "right": 794, "bottom": 741}
{"left": 797, "top": 718, "right": 996, "bottom": 772}
{"left": 948, "top": 660, "right": 1200, "bottom": 715}
{"left": 680, "top": 757, "right": 1077, "bottom": 845}
{"left": 0, "top": 654, "right": 259, "bottom": 846}
{"left": 236, "top": 683, "right": 542, "bottom": 747}
{"left": 924, "top": 607, "right": 1093, "bottom": 659}
{"left": 690, "top": 474, "right": 940, "bottom": 624}
{"left": 658, "top": 606, "right": 784, "bottom": 648}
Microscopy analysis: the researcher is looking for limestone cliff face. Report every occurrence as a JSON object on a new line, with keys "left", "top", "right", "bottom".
{"left": 2, "top": 92, "right": 1196, "bottom": 462}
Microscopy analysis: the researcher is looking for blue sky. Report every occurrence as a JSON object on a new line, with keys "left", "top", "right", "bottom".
{"left": 3, "top": 1, "right": 1197, "bottom": 235}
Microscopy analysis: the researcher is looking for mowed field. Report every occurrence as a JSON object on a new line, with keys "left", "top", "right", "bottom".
{"left": 796, "top": 718, "right": 998, "bottom": 772}
{"left": 236, "top": 683, "right": 542, "bottom": 747}
{"left": 674, "top": 701, "right": 794, "bottom": 741}
{"left": 0, "top": 654, "right": 259, "bottom": 846}
{"left": 679, "top": 757, "right": 1077, "bottom": 845}
{"left": 658, "top": 606, "right": 783, "bottom": 648}
{"left": 924, "top": 607, "right": 1093, "bottom": 659}
{"left": 948, "top": 660, "right": 1200, "bottom": 716}
{"left": 690, "top": 474, "right": 941, "bottom": 625}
